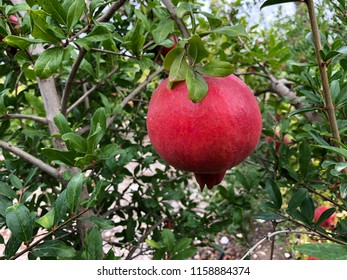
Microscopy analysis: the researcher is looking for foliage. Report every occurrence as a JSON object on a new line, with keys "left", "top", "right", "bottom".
{"left": 0, "top": 0, "right": 346, "bottom": 260}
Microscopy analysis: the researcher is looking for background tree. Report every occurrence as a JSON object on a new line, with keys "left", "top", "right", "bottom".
{"left": 0, "top": 0, "right": 346, "bottom": 260}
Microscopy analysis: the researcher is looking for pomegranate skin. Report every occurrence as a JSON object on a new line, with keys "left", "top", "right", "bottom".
{"left": 146, "top": 75, "right": 262, "bottom": 189}
{"left": 314, "top": 206, "right": 336, "bottom": 230}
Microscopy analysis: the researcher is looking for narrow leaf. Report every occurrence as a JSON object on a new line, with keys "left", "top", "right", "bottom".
{"left": 296, "top": 243, "right": 347, "bottom": 260}
{"left": 84, "top": 226, "right": 103, "bottom": 260}
{"left": 67, "top": 0, "right": 86, "bottom": 31}
{"left": 168, "top": 51, "right": 190, "bottom": 86}
{"left": 260, "top": 0, "right": 301, "bottom": 10}
{"left": 288, "top": 188, "right": 308, "bottom": 210}
{"left": 188, "top": 34, "right": 209, "bottom": 65}
{"left": 163, "top": 47, "right": 185, "bottom": 71}
{"left": 62, "top": 132, "right": 88, "bottom": 153}
{"left": 197, "top": 59, "right": 234, "bottom": 77}
{"left": 54, "top": 113, "right": 72, "bottom": 134}
{"left": 36, "top": 0, "right": 67, "bottom": 25}
{"left": 29, "top": 10, "right": 61, "bottom": 43}
{"left": 31, "top": 240, "right": 76, "bottom": 259}
{"left": 186, "top": 69, "right": 208, "bottom": 103}
{"left": 66, "top": 173, "right": 84, "bottom": 213}
{"left": 5, "top": 204, "right": 33, "bottom": 243}
{"left": 3, "top": 35, "right": 45, "bottom": 50}
{"left": 152, "top": 19, "right": 175, "bottom": 44}
{"left": 36, "top": 208, "right": 55, "bottom": 229}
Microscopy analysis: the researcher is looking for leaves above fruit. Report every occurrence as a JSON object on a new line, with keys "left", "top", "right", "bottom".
{"left": 260, "top": 0, "right": 302, "bottom": 10}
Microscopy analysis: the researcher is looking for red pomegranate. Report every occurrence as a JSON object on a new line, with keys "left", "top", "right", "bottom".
{"left": 314, "top": 206, "right": 336, "bottom": 230}
{"left": 146, "top": 75, "right": 262, "bottom": 190}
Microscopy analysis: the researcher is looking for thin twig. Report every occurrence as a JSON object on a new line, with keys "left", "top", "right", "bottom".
{"left": 10, "top": 208, "right": 90, "bottom": 260}
{"left": 91, "top": 48, "right": 137, "bottom": 58}
{"left": 303, "top": 184, "right": 347, "bottom": 212}
{"left": 0, "top": 114, "right": 48, "bottom": 124}
{"left": 0, "top": 140, "right": 59, "bottom": 179}
{"left": 67, "top": 67, "right": 119, "bottom": 113}
{"left": 125, "top": 217, "right": 165, "bottom": 260}
{"left": 70, "top": 0, "right": 129, "bottom": 41}
{"left": 61, "top": 48, "right": 87, "bottom": 115}
{"left": 61, "top": 0, "right": 129, "bottom": 115}
{"left": 241, "top": 230, "right": 318, "bottom": 260}
{"left": 276, "top": 212, "right": 347, "bottom": 246}
{"left": 305, "top": 0, "right": 346, "bottom": 170}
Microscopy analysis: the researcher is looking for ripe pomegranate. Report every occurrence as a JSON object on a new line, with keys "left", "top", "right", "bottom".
{"left": 146, "top": 75, "right": 262, "bottom": 190}
{"left": 307, "top": 256, "right": 320, "bottom": 260}
{"left": 314, "top": 206, "right": 336, "bottom": 230}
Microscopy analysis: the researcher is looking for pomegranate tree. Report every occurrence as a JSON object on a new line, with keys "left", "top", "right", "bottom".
{"left": 146, "top": 74, "right": 262, "bottom": 190}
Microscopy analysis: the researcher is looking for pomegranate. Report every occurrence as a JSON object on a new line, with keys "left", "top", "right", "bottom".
{"left": 314, "top": 206, "right": 336, "bottom": 230}
{"left": 146, "top": 75, "right": 262, "bottom": 190}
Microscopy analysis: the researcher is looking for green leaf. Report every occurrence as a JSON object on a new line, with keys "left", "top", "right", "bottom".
{"left": 146, "top": 238, "right": 165, "bottom": 249}
{"left": 3, "top": 35, "right": 46, "bottom": 50}
{"left": 308, "top": 131, "right": 330, "bottom": 146}
{"left": 197, "top": 59, "right": 234, "bottom": 77}
{"left": 152, "top": 19, "right": 175, "bottom": 44}
{"left": 315, "top": 207, "right": 335, "bottom": 227}
{"left": 36, "top": 0, "right": 67, "bottom": 25}
{"left": 29, "top": 10, "right": 61, "bottom": 43}
{"left": 5, "top": 204, "right": 34, "bottom": 243}
{"left": 42, "top": 148, "right": 77, "bottom": 166}
{"left": 299, "top": 141, "right": 312, "bottom": 178}
{"left": 174, "top": 238, "right": 192, "bottom": 253}
{"left": 171, "top": 247, "right": 197, "bottom": 260}
{"left": 266, "top": 179, "right": 282, "bottom": 210}
{"left": 66, "top": 173, "right": 84, "bottom": 213}
{"left": 31, "top": 240, "right": 76, "bottom": 259}
{"left": 90, "top": 107, "right": 106, "bottom": 134}
{"left": 35, "top": 48, "right": 64, "bottom": 79}
{"left": 84, "top": 226, "right": 103, "bottom": 260}
{"left": 36, "top": 208, "right": 55, "bottom": 229}
{"left": 315, "top": 145, "right": 347, "bottom": 159}
{"left": 24, "top": 92, "right": 45, "bottom": 116}
{"left": 296, "top": 243, "right": 347, "bottom": 260}
{"left": 288, "top": 107, "right": 321, "bottom": 118}
{"left": 340, "top": 182, "right": 347, "bottom": 199}
{"left": 62, "top": 132, "right": 87, "bottom": 153}
{"left": 168, "top": 51, "right": 190, "bottom": 87}
{"left": 288, "top": 188, "right": 308, "bottom": 210}
{"left": 67, "top": 0, "right": 86, "bottom": 31}
{"left": 79, "top": 215, "right": 115, "bottom": 230}
{"left": 0, "top": 182, "right": 16, "bottom": 199}
{"left": 53, "top": 190, "right": 68, "bottom": 225}
{"left": 54, "top": 113, "right": 72, "bottom": 134}
{"left": 0, "top": 195, "right": 12, "bottom": 217}
{"left": 188, "top": 34, "right": 209, "bottom": 65}
{"left": 163, "top": 47, "right": 185, "bottom": 71}
{"left": 186, "top": 68, "right": 208, "bottom": 103}
{"left": 200, "top": 12, "right": 223, "bottom": 28}
{"left": 260, "top": 0, "right": 301, "bottom": 9}
{"left": 162, "top": 229, "right": 175, "bottom": 252}
{"left": 253, "top": 212, "right": 285, "bottom": 221}
{"left": 299, "top": 196, "right": 315, "bottom": 224}
{"left": 4, "top": 235, "right": 22, "bottom": 258}
{"left": 9, "top": 174, "right": 23, "bottom": 190}
{"left": 207, "top": 25, "right": 247, "bottom": 38}
{"left": 75, "top": 25, "right": 112, "bottom": 51}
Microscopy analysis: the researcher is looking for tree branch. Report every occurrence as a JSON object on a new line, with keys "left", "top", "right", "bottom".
{"left": 0, "top": 114, "right": 47, "bottom": 124}
{"left": 0, "top": 140, "right": 59, "bottom": 179}
{"left": 161, "top": 0, "right": 190, "bottom": 38}
{"left": 241, "top": 229, "right": 318, "bottom": 260}
{"left": 61, "top": 48, "right": 87, "bottom": 115}
{"left": 305, "top": 0, "right": 346, "bottom": 169}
